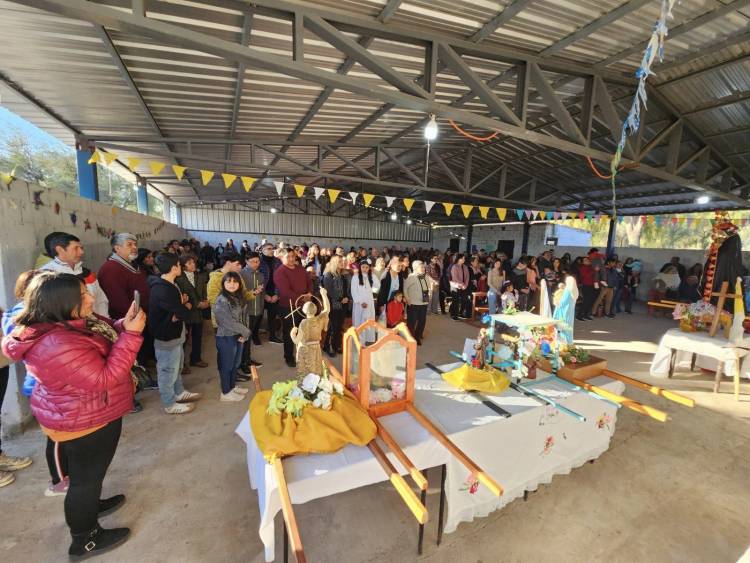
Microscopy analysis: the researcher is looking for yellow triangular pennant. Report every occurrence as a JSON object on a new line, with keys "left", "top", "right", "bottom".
{"left": 403, "top": 198, "right": 415, "bottom": 212}
{"left": 363, "top": 193, "right": 375, "bottom": 207}
{"left": 172, "top": 165, "right": 187, "bottom": 180}
{"left": 461, "top": 204, "right": 473, "bottom": 219}
{"left": 200, "top": 170, "right": 214, "bottom": 186}
{"left": 149, "top": 161, "right": 166, "bottom": 175}
{"left": 294, "top": 184, "right": 306, "bottom": 198}
{"left": 221, "top": 173, "right": 237, "bottom": 189}
{"left": 496, "top": 208, "right": 507, "bottom": 221}
{"left": 102, "top": 152, "right": 119, "bottom": 166}
{"left": 126, "top": 157, "right": 141, "bottom": 172}
{"left": 539, "top": 210, "right": 547, "bottom": 220}
{"left": 328, "top": 188, "right": 340, "bottom": 203}
{"left": 479, "top": 206, "right": 489, "bottom": 219}
{"left": 443, "top": 202, "right": 454, "bottom": 216}
{"left": 241, "top": 176, "right": 255, "bottom": 192}
{"left": 87, "top": 151, "right": 100, "bottom": 165}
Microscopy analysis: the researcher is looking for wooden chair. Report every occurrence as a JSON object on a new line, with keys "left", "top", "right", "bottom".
{"left": 471, "top": 291, "right": 488, "bottom": 321}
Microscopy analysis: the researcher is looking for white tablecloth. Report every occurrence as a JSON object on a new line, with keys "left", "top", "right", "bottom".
{"left": 235, "top": 364, "right": 625, "bottom": 561}
{"left": 649, "top": 328, "right": 750, "bottom": 379}
{"left": 488, "top": 312, "right": 564, "bottom": 329}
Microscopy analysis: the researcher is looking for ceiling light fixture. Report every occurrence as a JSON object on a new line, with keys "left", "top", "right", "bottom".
{"left": 270, "top": 207, "right": 278, "bottom": 213}
{"left": 695, "top": 195, "right": 710, "bottom": 205}
{"left": 406, "top": 218, "right": 413, "bottom": 225}
{"left": 390, "top": 212, "right": 398, "bottom": 221}
{"left": 423, "top": 113, "right": 438, "bottom": 141}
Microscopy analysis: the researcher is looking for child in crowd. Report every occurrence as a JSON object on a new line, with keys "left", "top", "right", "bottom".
{"left": 500, "top": 280, "right": 518, "bottom": 312}
{"left": 306, "top": 265, "right": 321, "bottom": 300}
{"left": 213, "top": 272, "right": 251, "bottom": 402}
{"left": 386, "top": 290, "right": 405, "bottom": 328}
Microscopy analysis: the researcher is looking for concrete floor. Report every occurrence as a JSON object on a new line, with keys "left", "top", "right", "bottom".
{"left": 1, "top": 308, "right": 750, "bottom": 563}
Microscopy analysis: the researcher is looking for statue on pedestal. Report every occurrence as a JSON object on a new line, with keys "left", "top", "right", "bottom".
{"left": 290, "top": 288, "right": 330, "bottom": 377}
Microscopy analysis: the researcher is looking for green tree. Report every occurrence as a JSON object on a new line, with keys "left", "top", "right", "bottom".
{"left": 0, "top": 130, "right": 137, "bottom": 211}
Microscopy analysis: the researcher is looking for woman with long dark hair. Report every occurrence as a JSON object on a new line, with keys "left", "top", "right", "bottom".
{"left": 2, "top": 271, "right": 145, "bottom": 558}
{"left": 212, "top": 271, "right": 251, "bottom": 402}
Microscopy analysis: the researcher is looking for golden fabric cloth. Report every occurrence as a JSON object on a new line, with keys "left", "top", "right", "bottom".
{"left": 249, "top": 389, "right": 377, "bottom": 461}
{"left": 442, "top": 364, "right": 510, "bottom": 394}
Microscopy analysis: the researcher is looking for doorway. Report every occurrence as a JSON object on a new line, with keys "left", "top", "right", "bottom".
{"left": 497, "top": 240, "right": 515, "bottom": 259}
{"left": 449, "top": 238, "right": 460, "bottom": 253}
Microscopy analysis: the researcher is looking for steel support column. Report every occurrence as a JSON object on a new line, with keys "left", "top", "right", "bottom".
{"left": 606, "top": 217, "right": 617, "bottom": 257}
{"left": 466, "top": 223, "right": 473, "bottom": 255}
{"left": 76, "top": 146, "right": 99, "bottom": 201}
{"left": 521, "top": 221, "right": 530, "bottom": 255}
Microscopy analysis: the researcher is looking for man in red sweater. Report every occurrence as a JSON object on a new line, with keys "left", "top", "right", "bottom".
{"left": 273, "top": 249, "right": 312, "bottom": 368}
{"left": 98, "top": 233, "right": 153, "bottom": 366}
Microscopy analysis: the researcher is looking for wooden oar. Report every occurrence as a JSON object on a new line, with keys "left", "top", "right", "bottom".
{"left": 557, "top": 373, "right": 668, "bottom": 422}
{"left": 406, "top": 403, "right": 503, "bottom": 497}
{"left": 602, "top": 369, "right": 695, "bottom": 408}
{"left": 250, "top": 365, "right": 262, "bottom": 393}
{"left": 272, "top": 458, "right": 307, "bottom": 563}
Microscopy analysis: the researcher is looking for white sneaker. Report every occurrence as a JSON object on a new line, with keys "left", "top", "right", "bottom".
{"left": 164, "top": 402, "right": 195, "bottom": 414}
{"left": 175, "top": 390, "right": 203, "bottom": 403}
{"left": 231, "top": 387, "right": 249, "bottom": 395}
{"left": 220, "top": 392, "right": 244, "bottom": 402}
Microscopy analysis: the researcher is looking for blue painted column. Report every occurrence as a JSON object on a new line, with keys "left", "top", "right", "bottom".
{"left": 76, "top": 147, "right": 99, "bottom": 201}
{"left": 136, "top": 180, "right": 148, "bottom": 214}
{"left": 174, "top": 205, "right": 183, "bottom": 227}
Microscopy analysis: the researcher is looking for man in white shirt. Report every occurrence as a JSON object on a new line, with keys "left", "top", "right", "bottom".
{"left": 41, "top": 232, "right": 109, "bottom": 316}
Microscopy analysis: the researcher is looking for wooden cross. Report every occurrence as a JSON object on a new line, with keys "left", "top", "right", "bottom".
{"left": 709, "top": 281, "right": 742, "bottom": 337}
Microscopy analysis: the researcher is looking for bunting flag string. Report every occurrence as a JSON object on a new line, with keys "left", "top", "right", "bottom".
{"left": 295, "top": 184, "right": 306, "bottom": 198}
{"left": 443, "top": 202, "right": 454, "bottom": 216}
{"left": 103, "top": 152, "right": 119, "bottom": 166}
{"left": 87, "top": 151, "right": 100, "bottom": 165}
{"left": 172, "top": 165, "right": 187, "bottom": 180}
{"left": 222, "top": 173, "right": 237, "bottom": 189}
{"left": 313, "top": 187, "right": 325, "bottom": 200}
{"left": 424, "top": 200, "right": 435, "bottom": 214}
{"left": 403, "top": 198, "right": 415, "bottom": 212}
{"left": 150, "top": 161, "right": 166, "bottom": 176}
{"left": 126, "top": 157, "right": 141, "bottom": 172}
{"left": 241, "top": 176, "right": 255, "bottom": 192}
{"left": 274, "top": 181, "right": 284, "bottom": 197}
{"left": 461, "top": 204, "right": 473, "bottom": 219}
{"left": 363, "top": 193, "right": 375, "bottom": 207}
{"left": 385, "top": 196, "right": 395, "bottom": 208}
{"left": 348, "top": 191, "right": 359, "bottom": 205}
{"left": 479, "top": 206, "right": 489, "bottom": 219}
{"left": 200, "top": 170, "right": 214, "bottom": 186}
{"left": 327, "top": 188, "right": 340, "bottom": 203}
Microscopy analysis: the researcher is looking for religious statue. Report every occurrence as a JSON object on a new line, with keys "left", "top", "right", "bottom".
{"left": 290, "top": 287, "right": 330, "bottom": 378}
{"left": 702, "top": 210, "right": 742, "bottom": 311}
{"left": 473, "top": 327, "right": 490, "bottom": 369}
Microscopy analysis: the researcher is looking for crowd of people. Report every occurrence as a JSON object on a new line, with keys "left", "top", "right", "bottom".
{"left": 0, "top": 231, "right": 705, "bottom": 559}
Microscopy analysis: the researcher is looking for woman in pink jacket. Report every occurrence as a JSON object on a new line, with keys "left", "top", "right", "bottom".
{"left": 2, "top": 271, "right": 145, "bottom": 559}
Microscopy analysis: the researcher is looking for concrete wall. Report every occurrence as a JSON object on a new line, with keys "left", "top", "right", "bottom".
{"left": 188, "top": 230, "right": 436, "bottom": 252}
{"left": 0, "top": 179, "right": 186, "bottom": 439}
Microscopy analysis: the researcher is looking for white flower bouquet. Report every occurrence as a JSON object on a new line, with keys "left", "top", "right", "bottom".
{"left": 267, "top": 364, "right": 345, "bottom": 418}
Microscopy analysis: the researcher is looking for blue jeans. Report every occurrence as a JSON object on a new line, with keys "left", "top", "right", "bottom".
{"left": 216, "top": 335, "right": 243, "bottom": 394}
{"left": 154, "top": 343, "right": 185, "bottom": 407}
{"left": 613, "top": 287, "right": 623, "bottom": 313}
{"left": 487, "top": 289, "right": 499, "bottom": 314}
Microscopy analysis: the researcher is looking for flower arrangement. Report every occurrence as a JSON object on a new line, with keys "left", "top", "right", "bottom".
{"left": 267, "top": 365, "right": 345, "bottom": 418}
{"left": 672, "top": 300, "right": 730, "bottom": 333}
{"left": 502, "top": 303, "right": 518, "bottom": 315}
{"left": 559, "top": 345, "right": 590, "bottom": 365}
{"left": 367, "top": 378, "right": 406, "bottom": 405}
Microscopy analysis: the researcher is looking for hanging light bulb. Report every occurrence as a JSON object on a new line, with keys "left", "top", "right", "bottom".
{"left": 390, "top": 212, "right": 398, "bottom": 221}
{"left": 695, "top": 195, "right": 710, "bottom": 205}
{"left": 423, "top": 113, "right": 438, "bottom": 141}
{"left": 406, "top": 218, "right": 413, "bottom": 225}
{"left": 270, "top": 207, "right": 278, "bottom": 213}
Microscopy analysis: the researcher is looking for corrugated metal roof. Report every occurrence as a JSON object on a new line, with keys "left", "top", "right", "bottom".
{"left": 0, "top": 0, "right": 748, "bottom": 216}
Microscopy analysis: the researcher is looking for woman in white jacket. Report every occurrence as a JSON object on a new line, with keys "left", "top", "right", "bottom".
{"left": 350, "top": 260, "right": 380, "bottom": 344}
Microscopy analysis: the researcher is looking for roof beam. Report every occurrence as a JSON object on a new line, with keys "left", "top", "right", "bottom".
{"left": 681, "top": 91, "right": 750, "bottom": 117}
{"left": 470, "top": 164, "right": 505, "bottom": 193}
{"left": 539, "top": 0, "right": 651, "bottom": 56}
{"left": 381, "top": 147, "right": 425, "bottom": 187}
{"left": 658, "top": 30, "right": 750, "bottom": 73}
{"left": 437, "top": 43, "right": 522, "bottom": 125}
{"left": 226, "top": 11, "right": 254, "bottom": 166}
{"left": 468, "top": 0, "right": 535, "bottom": 43}
{"left": 638, "top": 119, "right": 682, "bottom": 160}
{"left": 430, "top": 149, "right": 465, "bottom": 192}
{"left": 659, "top": 53, "right": 750, "bottom": 88}
{"left": 322, "top": 145, "right": 378, "bottom": 179}
{"left": 93, "top": 25, "right": 200, "bottom": 200}
{"left": 528, "top": 62, "right": 587, "bottom": 145}
{"left": 595, "top": 0, "right": 750, "bottom": 69}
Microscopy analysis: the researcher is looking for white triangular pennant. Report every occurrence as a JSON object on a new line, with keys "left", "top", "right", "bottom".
{"left": 385, "top": 196, "right": 395, "bottom": 208}
{"left": 273, "top": 181, "right": 284, "bottom": 196}
{"left": 348, "top": 191, "right": 359, "bottom": 204}
{"left": 424, "top": 200, "right": 435, "bottom": 214}
{"left": 313, "top": 187, "right": 325, "bottom": 200}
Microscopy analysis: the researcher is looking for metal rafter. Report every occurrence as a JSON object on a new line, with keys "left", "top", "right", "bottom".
{"left": 226, "top": 10, "right": 254, "bottom": 167}
{"left": 469, "top": 0, "right": 536, "bottom": 43}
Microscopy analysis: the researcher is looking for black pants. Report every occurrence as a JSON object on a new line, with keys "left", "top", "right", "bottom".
{"left": 249, "top": 315, "right": 263, "bottom": 341}
{"left": 0, "top": 366, "right": 7, "bottom": 453}
{"left": 439, "top": 289, "right": 448, "bottom": 314}
{"left": 46, "top": 437, "right": 69, "bottom": 485}
{"left": 407, "top": 304, "right": 428, "bottom": 341}
{"left": 580, "top": 285, "right": 596, "bottom": 318}
{"left": 279, "top": 307, "right": 304, "bottom": 362}
{"left": 239, "top": 337, "right": 252, "bottom": 370}
{"left": 264, "top": 301, "right": 279, "bottom": 339}
{"left": 189, "top": 321, "right": 204, "bottom": 364}
{"left": 450, "top": 289, "right": 469, "bottom": 318}
{"left": 61, "top": 418, "right": 122, "bottom": 534}
{"left": 137, "top": 325, "right": 155, "bottom": 366}
{"left": 323, "top": 308, "right": 345, "bottom": 352}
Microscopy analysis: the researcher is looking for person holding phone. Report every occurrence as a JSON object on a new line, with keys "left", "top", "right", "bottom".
{"left": 212, "top": 272, "right": 251, "bottom": 402}
{"left": 2, "top": 271, "right": 145, "bottom": 558}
